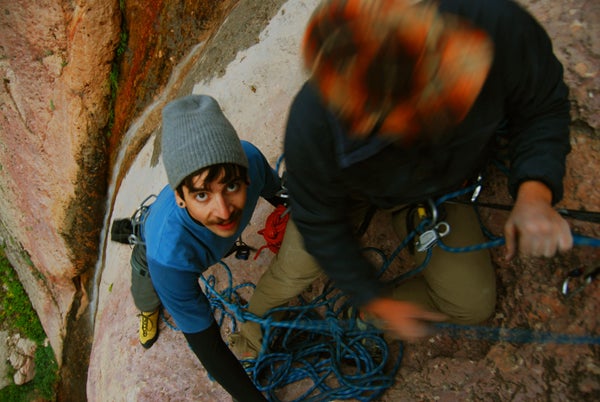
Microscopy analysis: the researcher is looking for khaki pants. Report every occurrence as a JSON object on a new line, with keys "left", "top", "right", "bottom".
{"left": 239, "top": 220, "right": 322, "bottom": 353}
{"left": 390, "top": 202, "right": 496, "bottom": 324}
{"left": 239, "top": 202, "right": 496, "bottom": 354}
{"left": 130, "top": 243, "right": 162, "bottom": 312}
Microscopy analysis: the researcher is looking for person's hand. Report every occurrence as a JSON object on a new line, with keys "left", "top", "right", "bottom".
{"left": 362, "top": 298, "right": 446, "bottom": 342}
{"left": 504, "top": 180, "right": 573, "bottom": 260}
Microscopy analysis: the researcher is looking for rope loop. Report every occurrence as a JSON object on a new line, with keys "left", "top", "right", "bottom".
{"left": 159, "top": 179, "right": 600, "bottom": 401}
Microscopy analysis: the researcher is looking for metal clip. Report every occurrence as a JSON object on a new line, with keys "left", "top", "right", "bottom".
{"left": 276, "top": 171, "right": 289, "bottom": 199}
{"left": 470, "top": 174, "right": 483, "bottom": 202}
{"left": 426, "top": 198, "right": 438, "bottom": 227}
{"left": 415, "top": 199, "right": 438, "bottom": 229}
{"left": 561, "top": 266, "right": 599, "bottom": 298}
{"left": 128, "top": 194, "right": 157, "bottom": 246}
{"left": 276, "top": 187, "right": 289, "bottom": 199}
{"left": 234, "top": 238, "right": 251, "bottom": 260}
{"left": 416, "top": 221, "right": 451, "bottom": 252}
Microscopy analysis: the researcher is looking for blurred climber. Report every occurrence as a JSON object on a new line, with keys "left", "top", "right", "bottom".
{"left": 127, "top": 94, "right": 289, "bottom": 401}
{"left": 278, "top": 0, "right": 572, "bottom": 341}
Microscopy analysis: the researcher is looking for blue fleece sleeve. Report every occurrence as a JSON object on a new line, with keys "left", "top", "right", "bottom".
{"left": 148, "top": 259, "right": 214, "bottom": 333}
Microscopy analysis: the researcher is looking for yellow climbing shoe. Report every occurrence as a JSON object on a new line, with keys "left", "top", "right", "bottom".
{"left": 138, "top": 310, "right": 159, "bottom": 349}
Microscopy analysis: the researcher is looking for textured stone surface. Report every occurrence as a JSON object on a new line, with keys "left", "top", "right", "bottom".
{"left": 8, "top": 335, "right": 37, "bottom": 385}
{"left": 0, "top": 0, "right": 234, "bottom": 397}
{"left": 0, "top": 0, "right": 598, "bottom": 400}
{"left": 88, "top": 0, "right": 599, "bottom": 401}
{"left": 0, "top": 0, "right": 120, "bottom": 365}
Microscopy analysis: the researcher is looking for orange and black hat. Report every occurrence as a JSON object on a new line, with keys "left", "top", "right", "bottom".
{"left": 302, "top": 0, "right": 493, "bottom": 141}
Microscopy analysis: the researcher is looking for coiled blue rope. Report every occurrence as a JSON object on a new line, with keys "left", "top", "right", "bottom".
{"left": 166, "top": 182, "right": 600, "bottom": 401}
{"left": 199, "top": 263, "right": 403, "bottom": 402}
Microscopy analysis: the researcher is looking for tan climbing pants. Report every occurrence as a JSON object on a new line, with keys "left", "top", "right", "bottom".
{"left": 239, "top": 202, "right": 496, "bottom": 354}
{"left": 389, "top": 202, "right": 496, "bottom": 324}
{"left": 239, "top": 220, "right": 323, "bottom": 353}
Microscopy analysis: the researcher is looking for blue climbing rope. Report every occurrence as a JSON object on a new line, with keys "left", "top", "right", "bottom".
{"left": 180, "top": 180, "right": 600, "bottom": 401}
{"left": 200, "top": 263, "right": 403, "bottom": 402}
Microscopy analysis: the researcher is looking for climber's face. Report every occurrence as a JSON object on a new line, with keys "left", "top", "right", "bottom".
{"left": 175, "top": 168, "right": 248, "bottom": 238}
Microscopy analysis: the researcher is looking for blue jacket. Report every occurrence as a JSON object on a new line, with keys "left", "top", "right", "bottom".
{"left": 144, "top": 141, "right": 281, "bottom": 333}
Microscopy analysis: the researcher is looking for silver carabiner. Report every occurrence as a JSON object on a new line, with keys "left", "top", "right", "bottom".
{"left": 427, "top": 198, "right": 438, "bottom": 227}
{"left": 435, "top": 221, "right": 450, "bottom": 237}
{"left": 561, "top": 266, "right": 599, "bottom": 298}
{"left": 415, "top": 221, "right": 451, "bottom": 252}
{"left": 275, "top": 171, "right": 289, "bottom": 199}
{"left": 470, "top": 174, "right": 483, "bottom": 202}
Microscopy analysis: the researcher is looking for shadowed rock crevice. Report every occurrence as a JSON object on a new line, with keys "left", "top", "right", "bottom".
{"left": 62, "top": 139, "right": 109, "bottom": 276}
{"left": 57, "top": 275, "right": 91, "bottom": 402}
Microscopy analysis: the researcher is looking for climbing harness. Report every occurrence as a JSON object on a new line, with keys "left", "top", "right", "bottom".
{"left": 128, "top": 194, "right": 156, "bottom": 246}
{"left": 201, "top": 179, "right": 599, "bottom": 401}
{"left": 122, "top": 194, "right": 255, "bottom": 260}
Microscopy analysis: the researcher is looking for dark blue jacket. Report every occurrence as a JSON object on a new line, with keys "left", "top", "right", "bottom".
{"left": 284, "top": 0, "right": 571, "bottom": 307}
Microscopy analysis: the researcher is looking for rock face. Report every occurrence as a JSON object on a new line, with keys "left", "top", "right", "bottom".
{"left": 0, "top": 0, "right": 234, "bottom": 397}
{"left": 0, "top": 0, "right": 598, "bottom": 401}
{"left": 88, "top": 0, "right": 600, "bottom": 401}
{"left": 0, "top": 0, "right": 120, "bottom": 366}
{"left": 7, "top": 334, "right": 38, "bottom": 386}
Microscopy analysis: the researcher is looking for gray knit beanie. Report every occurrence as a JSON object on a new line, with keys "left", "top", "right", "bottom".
{"left": 161, "top": 94, "right": 248, "bottom": 190}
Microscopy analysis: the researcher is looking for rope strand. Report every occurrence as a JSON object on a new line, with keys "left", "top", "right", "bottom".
{"left": 160, "top": 182, "right": 600, "bottom": 401}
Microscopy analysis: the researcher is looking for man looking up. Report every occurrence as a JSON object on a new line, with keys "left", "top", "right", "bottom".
{"left": 129, "top": 94, "right": 276, "bottom": 401}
